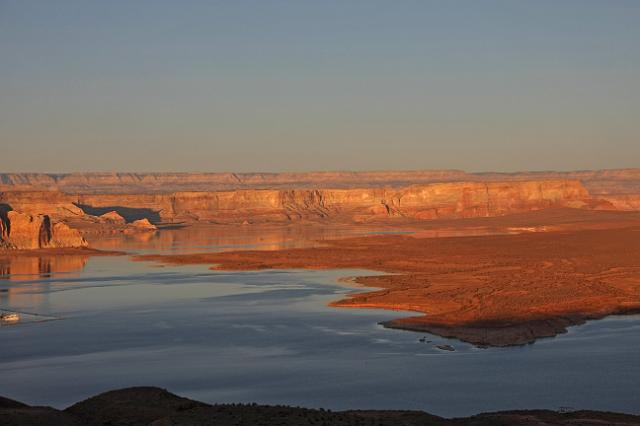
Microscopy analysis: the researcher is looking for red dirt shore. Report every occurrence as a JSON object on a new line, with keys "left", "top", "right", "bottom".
{"left": 134, "top": 212, "right": 640, "bottom": 347}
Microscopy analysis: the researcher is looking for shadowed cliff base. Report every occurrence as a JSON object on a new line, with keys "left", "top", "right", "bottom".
{"left": 1, "top": 386, "right": 639, "bottom": 426}
{"left": 74, "top": 203, "right": 161, "bottom": 223}
{"left": 134, "top": 210, "right": 640, "bottom": 347}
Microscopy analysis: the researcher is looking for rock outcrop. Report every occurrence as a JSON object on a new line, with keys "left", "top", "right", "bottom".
{"left": 0, "top": 211, "right": 87, "bottom": 250}
{"left": 0, "top": 212, "right": 10, "bottom": 249}
{"left": 0, "top": 190, "right": 84, "bottom": 220}
{"left": 98, "top": 211, "right": 126, "bottom": 224}
{"left": 127, "top": 218, "right": 157, "bottom": 231}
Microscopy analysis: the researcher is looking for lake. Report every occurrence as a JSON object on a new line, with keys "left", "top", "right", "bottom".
{"left": 1, "top": 225, "right": 639, "bottom": 417}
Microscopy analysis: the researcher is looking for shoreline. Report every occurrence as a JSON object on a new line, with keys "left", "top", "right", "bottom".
{"left": 134, "top": 223, "right": 640, "bottom": 347}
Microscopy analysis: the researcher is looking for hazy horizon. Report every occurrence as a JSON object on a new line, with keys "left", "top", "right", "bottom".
{"left": 2, "top": 1, "right": 639, "bottom": 173}
{"left": 1, "top": 166, "right": 640, "bottom": 176}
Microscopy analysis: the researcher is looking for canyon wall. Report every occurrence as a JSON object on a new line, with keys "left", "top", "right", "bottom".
{"left": 62, "top": 180, "right": 594, "bottom": 224}
{"left": 0, "top": 177, "right": 631, "bottom": 247}
{"left": 1, "top": 168, "right": 639, "bottom": 194}
{"left": 2, "top": 170, "right": 637, "bottom": 249}
{"left": 0, "top": 210, "right": 87, "bottom": 249}
{"left": 0, "top": 190, "right": 84, "bottom": 219}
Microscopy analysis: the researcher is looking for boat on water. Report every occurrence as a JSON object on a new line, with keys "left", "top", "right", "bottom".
{"left": 0, "top": 312, "right": 20, "bottom": 323}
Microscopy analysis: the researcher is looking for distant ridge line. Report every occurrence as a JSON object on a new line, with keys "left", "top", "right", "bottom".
{"left": 0, "top": 169, "right": 639, "bottom": 195}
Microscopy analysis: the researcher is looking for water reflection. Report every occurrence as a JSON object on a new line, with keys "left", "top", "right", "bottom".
{"left": 85, "top": 224, "right": 388, "bottom": 254}
{"left": 0, "top": 255, "right": 89, "bottom": 282}
{"left": 0, "top": 223, "right": 505, "bottom": 283}
{"left": 0, "top": 225, "right": 639, "bottom": 417}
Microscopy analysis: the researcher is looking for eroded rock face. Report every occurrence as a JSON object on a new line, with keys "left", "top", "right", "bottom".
{"left": 0, "top": 190, "right": 84, "bottom": 220}
{"left": 73, "top": 179, "right": 592, "bottom": 224}
{"left": 49, "top": 222, "right": 89, "bottom": 248}
{"left": 395, "top": 180, "right": 590, "bottom": 220}
{"left": 0, "top": 211, "right": 87, "bottom": 249}
{"left": 0, "top": 178, "right": 632, "bottom": 227}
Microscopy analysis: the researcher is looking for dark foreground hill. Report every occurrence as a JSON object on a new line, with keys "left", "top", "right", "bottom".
{"left": 1, "top": 387, "right": 638, "bottom": 426}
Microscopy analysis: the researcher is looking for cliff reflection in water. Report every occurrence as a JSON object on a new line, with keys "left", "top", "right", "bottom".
{"left": 86, "top": 224, "right": 382, "bottom": 254}
{"left": 0, "top": 255, "right": 89, "bottom": 282}
{"left": 0, "top": 224, "right": 381, "bottom": 302}
{"left": 0, "top": 254, "right": 89, "bottom": 310}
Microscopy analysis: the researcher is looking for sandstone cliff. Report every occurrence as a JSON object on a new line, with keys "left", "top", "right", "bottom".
{"left": 70, "top": 180, "right": 592, "bottom": 224}
{"left": 0, "top": 210, "right": 87, "bottom": 249}
{"left": 0, "top": 178, "right": 630, "bottom": 228}
{"left": 0, "top": 190, "right": 84, "bottom": 219}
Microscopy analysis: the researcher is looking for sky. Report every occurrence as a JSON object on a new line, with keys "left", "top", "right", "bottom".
{"left": 1, "top": 0, "right": 639, "bottom": 173}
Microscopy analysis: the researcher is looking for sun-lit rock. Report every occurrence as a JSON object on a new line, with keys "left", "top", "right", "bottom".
{"left": 0, "top": 211, "right": 87, "bottom": 249}
{"left": 127, "top": 218, "right": 157, "bottom": 231}
{"left": 99, "top": 211, "right": 126, "bottom": 224}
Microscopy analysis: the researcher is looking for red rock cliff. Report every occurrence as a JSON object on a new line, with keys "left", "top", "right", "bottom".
{"left": 0, "top": 211, "right": 87, "bottom": 249}
{"left": 71, "top": 180, "right": 592, "bottom": 224}
{"left": 0, "top": 190, "right": 84, "bottom": 219}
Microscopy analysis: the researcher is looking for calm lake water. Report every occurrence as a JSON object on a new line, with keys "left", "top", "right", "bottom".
{"left": 1, "top": 225, "right": 639, "bottom": 417}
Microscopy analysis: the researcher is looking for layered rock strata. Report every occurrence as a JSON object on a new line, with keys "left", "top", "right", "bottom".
{"left": 20, "top": 179, "right": 594, "bottom": 224}
{"left": 0, "top": 211, "right": 87, "bottom": 250}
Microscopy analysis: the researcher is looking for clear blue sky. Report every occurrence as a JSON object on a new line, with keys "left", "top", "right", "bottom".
{"left": 1, "top": 0, "right": 638, "bottom": 172}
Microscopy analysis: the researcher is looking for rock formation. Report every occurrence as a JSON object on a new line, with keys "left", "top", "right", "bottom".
{"left": 0, "top": 190, "right": 84, "bottom": 220}
{"left": 98, "top": 211, "right": 126, "bottom": 224}
{"left": 1, "top": 171, "right": 639, "bottom": 230}
{"left": 0, "top": 211, "right": 87, "bottom": 250}
{"left": 127, "top": 218, "right": 157, "bottom": 231}
{"left": 0, "top": 212, "right": 10, "bottom": 249}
